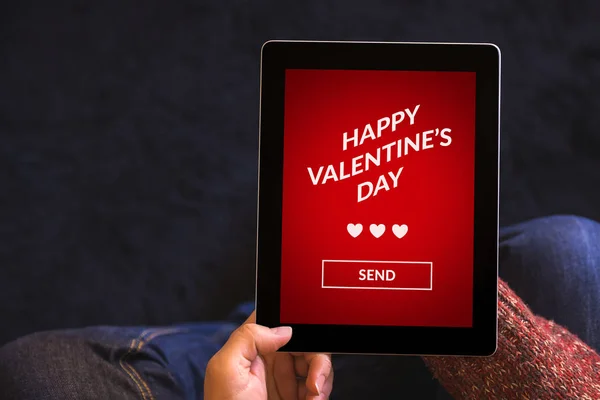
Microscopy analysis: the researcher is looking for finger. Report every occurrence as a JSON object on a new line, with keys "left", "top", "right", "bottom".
{"left": 320, "top": 366, "right": 334, "bottom": 398}
{"left": 297, "top": 378, "right": 308, "bottom": 399}
{"left": 221, "top": 323, "right": 292, "bottom": 366}
{"left": 304, "top": 354, "right": 333, "bottom": 396}
{"left": 272, "top": 352, "right": 297, "bottom": 400}
{"left": 294, "top": 355, "right": 309, "bottom": 377}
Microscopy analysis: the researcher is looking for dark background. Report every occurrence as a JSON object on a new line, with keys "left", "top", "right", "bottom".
{"left": 1, "top": 0, "right": 600, "bottom": 348}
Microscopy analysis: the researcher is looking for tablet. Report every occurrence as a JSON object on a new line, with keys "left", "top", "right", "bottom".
{"left": 255, "top": 41, "right": 500, "bottom": 356}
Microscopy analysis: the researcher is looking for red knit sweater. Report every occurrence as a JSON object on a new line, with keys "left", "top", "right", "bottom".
{"left": 423, "top": 279, "right": 600, "bottom": 399}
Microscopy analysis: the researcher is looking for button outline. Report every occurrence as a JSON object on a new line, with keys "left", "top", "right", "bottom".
{"left": 321, "top": 259, "right": 433, "bottom": 290}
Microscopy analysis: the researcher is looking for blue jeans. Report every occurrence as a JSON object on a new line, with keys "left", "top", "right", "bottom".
{"left": 1, "top": 215, "right": 599, "bottom": 400}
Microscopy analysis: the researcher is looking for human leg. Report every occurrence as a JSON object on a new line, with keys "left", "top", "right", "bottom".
{"left": 0, "top": 305, "right": 252, "bottom": 400}
{"left": 499, "top": 215, "right": 600, "bottom": 351}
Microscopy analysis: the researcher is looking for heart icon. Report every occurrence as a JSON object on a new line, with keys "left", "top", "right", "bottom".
{"left": 369, "top": 224, "right": 386, "bottom": 238}
{"left": 392, "top": 224, "right": 409, "bottom": 239}
{"left": 347, "top": 223, "right": 363, "bottom": 238}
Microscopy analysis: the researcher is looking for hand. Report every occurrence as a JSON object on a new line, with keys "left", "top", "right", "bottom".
{"left": 204, "top": 311, "right": 334, "bottom": 399}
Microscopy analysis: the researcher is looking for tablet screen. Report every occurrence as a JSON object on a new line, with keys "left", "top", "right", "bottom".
{"left": 280, "top": 69, "right": 476, "bottom": 328}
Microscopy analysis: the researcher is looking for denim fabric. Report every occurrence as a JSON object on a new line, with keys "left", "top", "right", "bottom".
{"left": 0, "top": 216, "right": 598, "bottom": 400}
{"left": 498, "top": 215, "right": 600, "bottom": 350}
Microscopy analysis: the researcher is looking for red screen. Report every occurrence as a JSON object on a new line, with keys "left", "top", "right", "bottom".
{"left": 280, "top": 69, "right": 476, "bottom": 327}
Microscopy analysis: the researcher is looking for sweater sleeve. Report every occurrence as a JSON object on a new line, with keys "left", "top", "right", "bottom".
{"left": 422, "top": 279, "right": 600, "bottom": 399}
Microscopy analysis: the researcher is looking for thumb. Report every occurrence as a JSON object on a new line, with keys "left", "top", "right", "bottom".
{"left": 222, "top": 323, "right": 293, "bottom": 363}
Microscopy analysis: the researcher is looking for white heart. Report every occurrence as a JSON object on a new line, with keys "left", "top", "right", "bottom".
{"left": 369, "top": 224, "right": 386, "bottom": 238}
{"left": 347, "top": 223, "right": 363, "bottom": 238}
{"left": 392, "top": 224, "right": 409, "bottom": 239}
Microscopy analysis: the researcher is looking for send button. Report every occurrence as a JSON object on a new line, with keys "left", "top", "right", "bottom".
{"left": 321, "top": 260, "right": 432, "bottom": 290}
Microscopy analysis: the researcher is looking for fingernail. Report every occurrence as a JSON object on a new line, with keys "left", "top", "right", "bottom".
{"left": 270, "top": 326, "right": 292, "bottom": 336}
{"left": 315, "top": 374, "right": 326, "bottom": 395}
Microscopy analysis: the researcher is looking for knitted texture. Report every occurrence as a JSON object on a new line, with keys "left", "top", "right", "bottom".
{"left": 423, "top": 279, "right": 600, "bottom": 399}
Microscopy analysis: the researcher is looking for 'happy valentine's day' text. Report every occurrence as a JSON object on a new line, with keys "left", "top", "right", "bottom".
{"left": 306, "top": 105, "right": 454, "bottom": 203}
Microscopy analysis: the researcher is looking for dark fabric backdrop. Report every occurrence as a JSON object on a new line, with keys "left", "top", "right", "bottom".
{"left": 1, "top": 0, "right": 600, "bottom": 346}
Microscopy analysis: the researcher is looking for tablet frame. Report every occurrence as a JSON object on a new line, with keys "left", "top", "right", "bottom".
{"left": 255, "top": 40, "right": 500, "bottom": 356}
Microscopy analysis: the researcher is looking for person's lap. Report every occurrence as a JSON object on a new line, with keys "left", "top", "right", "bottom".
{"left": 1, "top": 215, "right": 599, "bottom": 400}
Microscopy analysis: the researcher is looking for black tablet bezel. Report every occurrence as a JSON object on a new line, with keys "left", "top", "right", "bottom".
{"left": 256, "top": 41, "right": 500, "bottom": 356}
